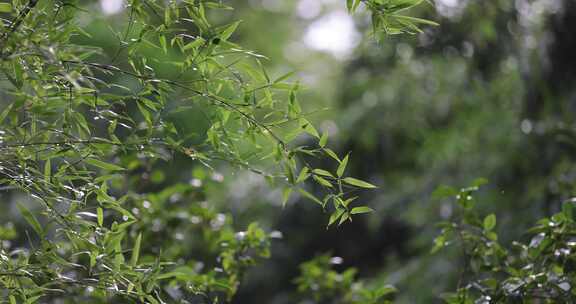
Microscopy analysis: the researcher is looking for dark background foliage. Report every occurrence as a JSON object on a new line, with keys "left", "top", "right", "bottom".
{"left": 229, "top": 1, "right": 576, "bottom": 302}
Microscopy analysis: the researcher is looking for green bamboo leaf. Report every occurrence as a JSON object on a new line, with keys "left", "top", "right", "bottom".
{"left": 112, "top": 232, "right": 125, "bottom": 270}
{"left": 296, "top": 167, "right": 310, "bottom": 183}
{"left": 219, "top": 20, "right": 242, "bottom": 41}
{"left": 284, "top": 162, "right": 295, "bottom": 184}
{"left": 204, "top": 2, "right": 234, "bottom": 9}
{"left": 563, "top": 200, "right": 575, "bottom": 221}
{"left": 298, "top": 188, "right": 323, "bottom": 206}
{"left": 328, "top": 208, "right": 345, "bottom": 227}
{"left": 338, "top": 212, "right": 350, "bottom": 225}
{"left": 432, "top": 185, "right": 458, "bottom": 199}
{"left": 24, "top": 296, "right": 41, "bottom": 304}
{"left": 274, "top": 71, "right": 295, "bottom": 83}
{"left": 44, "top": 159, "right": 51, "bottom": 182}
{"left": 319, "top": 133, "right": 328, "bottom": 148}
{"left": 282, "top": 188, "right": 292, "bottom": 207}
{"left": 0, "top": 3, "right": 11, "bottom": 13}
{"left": 388, "top": 0, "right": 424, "bottom": 12}
{"left": 346, "top": 0, "right": 362, "bottom": 13}
{"left": 17, "top": 204, "right": 43, "bottom": 237}
{"left": 346, "top": 0, "right": 354, "bottom": 12}
{"left": 342, "top": 196, "right": 357, "bottom": 208}
{"left": 299, "top": 118, "right": 319, "bottom": 138}
{"left": 183, "top": 37, "right": 206, "bottom": 51}
{"left": 351, "top": 206, "right": 374, "bottom": 215}
{"left": 351, "top": 0, "right": 361, "bottom": 12}
{"left": 483, "top": 214, "right": 497, "bottom": 231}
{"left": 97, "top": 207, "right": 104, "bottom": 227}
{"left": 343, "top": 177, "right": 377, "bottom": 189}
{"left": 337, "top": 154, "right": 349, "bottom": 177}
{"left": 85, "top": 158, "right": 125, "bottom": 171}
{"left": 313, "top": 175, "right": 333, "bottom": 188}
{"left": 130, "top": 233, "right": 142, "bottom": 267}
{"left": 323, "top": 148, "right": 340, "bottom": 162}
{"left": 159, "top": 35, "right": 167, "bottom": 54}
{"left": 312, "top": 168, "right": 334, "bottom": 178}
{"left": 392, "top": 14, "right": 439, "bottom": 26}
{"left": 137, "top": 100, "right": 153, "bottom": 125}
{"left": 0, "top": 103, "right": 13, "bottom": 124}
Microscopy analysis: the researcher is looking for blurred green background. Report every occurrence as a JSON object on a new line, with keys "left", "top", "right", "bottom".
{"left": 3, "top": 0, "right": 576, "bottom": 302}
{"left": 227, "top": 1, "right": 576, "bottom": 302}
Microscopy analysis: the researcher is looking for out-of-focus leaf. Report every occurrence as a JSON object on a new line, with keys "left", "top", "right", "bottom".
{"left": 130, "top": 233, "right": 142, "bottom": 267}
{"left": 0, "top": 3, "right": 11, "bottom": 12}
{"left": 483, "top": 214, "right": 497, "bottom": 231}
{"left": 85, "top": 158, "right": 125, "bottom": 171}
{"left": 17, "top": 204, "right": 43, "bottom": 237}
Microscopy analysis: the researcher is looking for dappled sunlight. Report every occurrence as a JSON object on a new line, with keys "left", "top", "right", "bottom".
{"left": 303, "top": 10, "right": 360, "bottom": 59}
{"left": 100, "top": 0, "right": 124, "bottom": 15}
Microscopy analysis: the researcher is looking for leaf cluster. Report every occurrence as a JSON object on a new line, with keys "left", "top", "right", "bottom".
{"left": 433, "top": 181, "right": 576, "bottom": 303}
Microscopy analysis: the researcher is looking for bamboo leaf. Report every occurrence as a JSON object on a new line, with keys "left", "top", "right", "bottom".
{"left": 44, "top": 159, "right": 51, "bottom": 182}
{"left": 483, "top": 214, "right": 497, "bottom": 231}
{"left": 298, "top": 188, "right": 323, "bottom": 206}
{"left": 282, "top": 188, "right": 292, "bottom": 207}
{"left": 0, "top": 3, "right": 11, "bottom": 13}
{"left": 130, "top": 233, "right": 142, "bottom": 267}
{"left": 338, "top": 212, "right": 350, "bottom": 225}
{"left": 97, "top": 207, "right": 104, "bottom": 227}
{"left": 296, "top": 167, "right": 310, "bottom": 183}
{"left": 85, "top": 158, "right": 125, "bottom": 171}
{"left": 17, "top": 204, "right": 43, "bottom": 237}
{"left": 351, "top": 206, "right": 374, "bottom": 215}
{"left": 319, "top": 133, "right": 328, "bottom": 148}
{"left": 313, "top": 175, "right": 333, "bottom": 188}
{"left": 328, "top": 208, "right": 345, "bottom": 227}
{"left": 324, "top": 148, "right": 341, "bottom": 162}
{"left": 312, "top": 168, "right": 334, "bottom": 178}
{"left": 337, "top": 154, "right": 349, "bottom": 177}
{"left": 343, "top": 177, "right": 377, "bottom": 189}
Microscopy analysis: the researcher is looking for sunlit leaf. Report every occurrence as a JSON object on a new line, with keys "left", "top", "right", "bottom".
{"left": 313, "top": 168, "right": 334, "bottom": 178}
{"left": 0, "top": 3, "right": 11, "bottom": 12}
{"left": 343, "top": 177, "right": 377, "bottom": 189}
{"left": 483, "top": 214, "right": 497, "bottom": 231}
{"left": 337, "top": 154, "right": 349, "bottom": 177}
{"left": 350, "top": 206, "right": 374, "bottom": 215}
{"left": 328, "top": 209, "right": 345, "bottom": 227}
